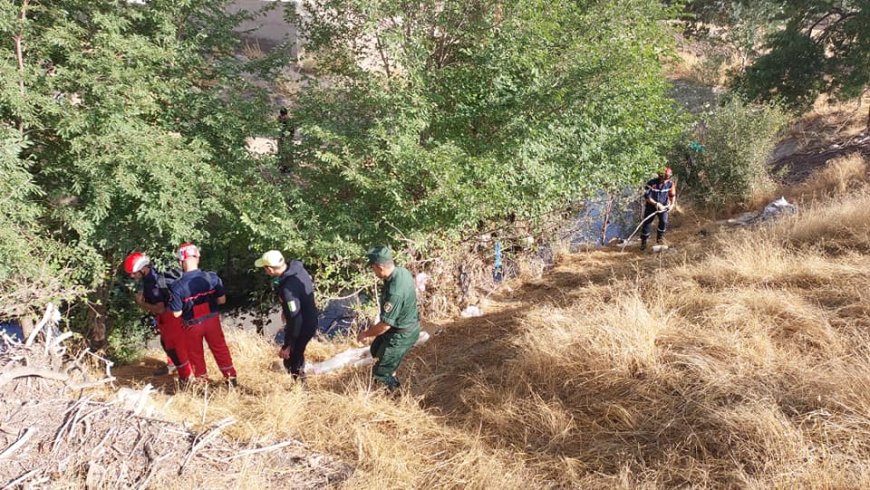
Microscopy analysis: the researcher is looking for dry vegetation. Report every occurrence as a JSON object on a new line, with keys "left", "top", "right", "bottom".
{"left": 102, "top": 155, "right": 870, "bottom": 488}
{"left": 0, "top": 335, "right": 350, "bottom": 489}
{"left": 785, "top": 94, "right": 870, "bottom": 154}
{"left": 790, "top": 152, "right": 868, "bottom": 200}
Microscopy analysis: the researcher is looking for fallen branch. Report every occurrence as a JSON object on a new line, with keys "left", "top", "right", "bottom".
{"left": 84, "top": 350, "right": 114, "bottom": 378}
{"left": 2, "top": 468, "right": 39, "bottom": 489}
{"left": 135, "top": 453, "right": 170, "bottom": 490}
{"left": 178, "top": 417, "right": 236, "bottom": 475}
{"left": 25, "top": 303, "right": 58, "bottom": 347}
{"left": 229, "top": 440, "right": 297, "bottom": 459}
{"left": 0, "top": 367, "right": 69, "bottom": 388}
{"left": 0, "top": 427, "right": 36, "bottom": 460}
{"left": 49, "top": 332, "right": 74, "bottom": 350}
{"left": 67, "top": 377, "right": 116, "bottom": 391}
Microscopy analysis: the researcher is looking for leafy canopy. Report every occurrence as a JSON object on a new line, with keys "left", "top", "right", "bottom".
{"left": 283, "top": 0, "right": 684, "bottom": 266}
{"left": 732, "top": 1, "right": 870, "bottom": 111}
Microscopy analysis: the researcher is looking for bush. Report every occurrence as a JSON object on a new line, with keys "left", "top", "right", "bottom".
{"left": 107, "top": 317, "right": 150, "bottom": 364}
{"left": 689, "top": 98, "right": 789, "bottom": 208}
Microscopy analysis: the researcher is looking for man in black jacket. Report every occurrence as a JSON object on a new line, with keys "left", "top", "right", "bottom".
{"left": 256, "top": 250, "right": 318, "bottom": 380}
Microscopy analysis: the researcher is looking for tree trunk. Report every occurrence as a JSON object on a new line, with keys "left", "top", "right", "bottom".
{"left": 20, "top": 315, "right": 34, "bottom": 340}
{"left": 14, "top": 0, "right": 31, "bottom": 135}
{"left": 599, "top": 194, "right": 614, "bottom": 245}
{"left": 87, "top": 282, "right": 112, "bottom": 351}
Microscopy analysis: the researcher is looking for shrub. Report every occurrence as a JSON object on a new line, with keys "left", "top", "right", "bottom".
{"left": 690, "top": 98, "right": 790, "bottom": 208}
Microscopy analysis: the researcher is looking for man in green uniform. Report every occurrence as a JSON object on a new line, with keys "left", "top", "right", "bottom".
{"left": 356, "top": 245, "right": 421, "bottom": 391}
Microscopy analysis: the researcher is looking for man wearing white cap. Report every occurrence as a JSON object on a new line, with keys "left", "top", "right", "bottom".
{"left": 256, "top": 250, "right": 318, "bottom": 380}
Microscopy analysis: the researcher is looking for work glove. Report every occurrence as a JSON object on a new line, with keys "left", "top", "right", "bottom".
{"left": 655, "top": 202, "right": 666, "bottom": 212}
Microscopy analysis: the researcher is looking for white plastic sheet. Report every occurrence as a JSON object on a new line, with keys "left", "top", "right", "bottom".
{"left": 305, "top": 330, "right": 431, "bottom": 375}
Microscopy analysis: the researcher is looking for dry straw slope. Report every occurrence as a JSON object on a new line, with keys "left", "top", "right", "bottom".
{"left": 140, "top": 164, "right": 870, "bottom": 489}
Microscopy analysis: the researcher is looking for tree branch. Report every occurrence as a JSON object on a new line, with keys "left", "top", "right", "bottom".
{"left": 809, "top": 9, "right": 857, "bottom": 46}
{"left": 13, "top": 0, "right": 31, "bottom": 134}
{"left": 0, "top": 427, "right": 37, "bottom": 460}
{"left": 0, "top": 367, "right": 69, "bottom": 388}
{"left": 374, "top": 30, "right": 392, "bottom": 78}
{"left": 807, "top": 9, "right": 840, "bottom": 36}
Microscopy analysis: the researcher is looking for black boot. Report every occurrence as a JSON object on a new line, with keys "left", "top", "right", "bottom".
{"left": 640, "top": 238, "right": 647, "bottom": 251}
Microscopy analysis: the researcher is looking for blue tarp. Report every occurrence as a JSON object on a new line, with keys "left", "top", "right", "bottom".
{"left": 0, "top": 319, "right": 24, "bottom": 351}
{"left": 273, "top": 295, "right": 362, "bottom": 345}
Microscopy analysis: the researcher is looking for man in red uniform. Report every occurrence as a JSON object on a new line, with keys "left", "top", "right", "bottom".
{"left": 123, "top": 252, "right": 192, "bottom": 381}
{"left": 169, "top": 243, "right": 238, "bottom": 386}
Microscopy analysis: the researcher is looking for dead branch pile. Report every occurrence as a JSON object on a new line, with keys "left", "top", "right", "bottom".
{"left": 0, "top": 305, "right": 351, "bottom": 489}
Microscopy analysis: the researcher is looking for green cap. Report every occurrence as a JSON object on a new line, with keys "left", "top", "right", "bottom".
{"left": 366, "top": 245, "right": 393, "bottom": 265}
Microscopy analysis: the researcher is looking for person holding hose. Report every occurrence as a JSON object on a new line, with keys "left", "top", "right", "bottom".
{"left": 356, "top": 246, "right": 421, "bottom": 392}
{"left": 641, "top": 166, "right": 676, "bottom": 250}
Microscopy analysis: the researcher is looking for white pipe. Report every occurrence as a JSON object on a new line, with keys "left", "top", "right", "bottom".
{"left": 306, "top": 330, "right": 431, "bottom": 375}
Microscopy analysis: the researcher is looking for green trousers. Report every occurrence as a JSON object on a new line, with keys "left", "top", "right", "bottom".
{"left": 370, "top": 324, "right": 420, "bottom": 390}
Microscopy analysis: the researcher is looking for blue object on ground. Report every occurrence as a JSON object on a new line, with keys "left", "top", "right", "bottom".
{"left": 273, "top": 294, "right": 361, "bottom": 345}
{"left": 493, "top": 241, "right": 503, "bottom": 283}
{"left": 0, "top": 319, "right": 24, "bottom": 350}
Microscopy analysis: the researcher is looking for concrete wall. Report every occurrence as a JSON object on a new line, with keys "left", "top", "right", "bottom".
{"left": 227, "top": 0, "right": 299, "bottom": 54}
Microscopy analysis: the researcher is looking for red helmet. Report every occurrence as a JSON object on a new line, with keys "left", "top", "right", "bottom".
{"left": 177, "top": 243, "right": 200, "bottom": 261}
{"left": 123, "top": 252, "right": 150, "bottom": 274}
{"left": 660, "top": 166, "right": 673, "bottom": 179}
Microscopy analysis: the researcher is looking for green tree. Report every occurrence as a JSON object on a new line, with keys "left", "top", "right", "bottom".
{"left": 688, "top": 98, "right": 789, "bottom": 207}
{"left": 0, "top": 0, "right": 283, "bottom": 346}
{"left": 733, "top": 1, "right": 870, "bottom": 115}
{"left": 281, "top": 0, "right": 685, "bottom": 282}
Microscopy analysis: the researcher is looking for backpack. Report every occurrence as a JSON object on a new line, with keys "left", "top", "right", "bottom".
{"left": 156, "top": 267, "right": 183, "bottom": 303}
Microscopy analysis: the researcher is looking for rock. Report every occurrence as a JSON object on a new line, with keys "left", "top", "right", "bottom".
{"left": 772, "top": 138, "right": 800, "bottom": 162}
{"left": 460, "top": 306, "right": 483, "bottom": 318}
{"left": 245, "top": 136, "right": 278, "bottom": 156}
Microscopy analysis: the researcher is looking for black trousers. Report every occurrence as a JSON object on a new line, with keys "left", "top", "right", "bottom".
{"left": 283, "top": 326, "right": 316, "bottom": 379}
{"left": 641, "top": 204, "right": 668, "bottom": 241}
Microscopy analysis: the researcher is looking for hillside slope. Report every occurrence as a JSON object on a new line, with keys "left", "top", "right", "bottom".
{"left": 113, "top": 154, "right": 870, "bottom": 489}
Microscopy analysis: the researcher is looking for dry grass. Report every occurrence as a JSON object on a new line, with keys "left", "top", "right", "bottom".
{"left": 121, "top": 189, "right": 870, "bottom": 488}
{"left": 792, "top": 152, "right": 868, "bottom": 198}
{"left": 785, "top": 94, "right": 870, "bottom": 153}
{"left": 139, "top": 333, "right": 536, "bottom": 489}
{"left": 667, "top": 35, "right": 740, "bottom": 87}
{"left": 241, "top": 39, "right": 266, "bottom": 60}
{"left": 776, "top": 189, "right": 870, "bottom": 252}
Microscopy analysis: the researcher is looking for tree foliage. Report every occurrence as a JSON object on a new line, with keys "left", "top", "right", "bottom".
{"left": 282, "top": 0, "right": 684, "bottom": 270}
{"left": 1, "top": 0, "right": 688, "bottom": 350}
{"left": 687, "top": 98, "right": 790, "bottom": 207}
{"left": 0, "top": 0, "right": 283, "bottom": 343}
{"left": 731, "top": 1, "right": 869, "bottom": 111}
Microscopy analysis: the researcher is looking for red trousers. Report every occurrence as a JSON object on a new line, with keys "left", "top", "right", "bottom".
{"left": 156, "top": 312, "right": 192, "bottom": 379}
{"left": 183, "top": 315, "right": 237, "bottom": 379}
